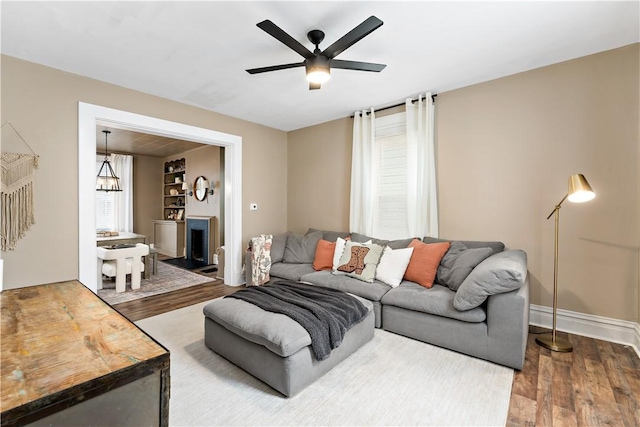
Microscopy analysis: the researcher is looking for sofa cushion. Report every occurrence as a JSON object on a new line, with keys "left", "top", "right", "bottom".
{"left": 404, "top": 240, "right": 450, "bottom": 288}
{"left": 301, "top": 271, "right": 391, "bottom": 302}
{"left": 375, "top": 246, "right": 414, "bottom": 288}
{"left": 203, "top": 294, "right": 373, "bottom": 358}
{"left": 306, "top": 228, "right": 350, "bottom": 243}
{"left": 270, "top": 263, "right": 316, "bottom": 281}
{"left": 203, "top": 297, "right": 311, "bottom": 357}
{"left": 422, "top": 236, "right": 505, "bottom": 255}
{"left": 312, "top": 239, "right": 335, "bottom": 271}
{"left": 270, "top": 233, "right": 289, "bottom": 263}
{"left": 381, "top": 281, "right": 486, "bottom": 323}
{"left": 283, "top": 231, "right": 322, "bottom": 264}
{"left": 454, "top": 250, "right": 528, "bottom": 311}
{"left": 437, "top": 242, "right": 493, "bottom": 291}
{"left": 335, "top": 241, "right": 384, "bottom": 283}
{"left": 350, "top": 232, "right": 414, "bottom": 249}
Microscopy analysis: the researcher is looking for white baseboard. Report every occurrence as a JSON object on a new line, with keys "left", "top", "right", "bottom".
{"left": 529, "top": 304, "right": 640, "bottom": 359}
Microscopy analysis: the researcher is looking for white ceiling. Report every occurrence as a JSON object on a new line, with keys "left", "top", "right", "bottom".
{"left": 2, "top": 1, "right": 638, "bottom": 132}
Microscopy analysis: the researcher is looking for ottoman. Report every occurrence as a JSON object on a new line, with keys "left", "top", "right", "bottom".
{"left": 203, "top": 294, "right": 375, "bottom": 397}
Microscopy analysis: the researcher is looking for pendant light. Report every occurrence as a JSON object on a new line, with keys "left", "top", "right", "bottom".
{"left": 96, "top": 130, "right": 122, "bottom": 192}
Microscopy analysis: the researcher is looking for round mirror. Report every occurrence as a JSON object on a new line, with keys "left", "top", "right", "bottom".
{"left": 194, "top": 176, "right": 208, "bottom": 201}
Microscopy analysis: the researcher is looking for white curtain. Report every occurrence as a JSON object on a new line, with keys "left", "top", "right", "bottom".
{"left": 405, "top": 93, "right": 438, "bottom": 238}
{"left": 111, "top": 154, "right": 133, "bottom": 232}
{"left": 349, "top": 109, "right": 376, "bottom": 235}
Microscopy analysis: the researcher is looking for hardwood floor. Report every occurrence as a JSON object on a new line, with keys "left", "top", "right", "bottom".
{"left": 507, "top": 326, "right": 640, "bottom": 426}
{"left": 116, "top": 284, "right": 640, "bottom": 426}
{"left": 112, "top": 280, "right": 243, "bottom": 321}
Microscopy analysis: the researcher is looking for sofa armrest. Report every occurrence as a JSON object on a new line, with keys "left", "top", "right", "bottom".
{"left": 485, "top": 272, "right": 530, "bottom": 369}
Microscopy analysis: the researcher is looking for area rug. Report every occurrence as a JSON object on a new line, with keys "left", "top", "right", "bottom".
{"left": 98, "top": 262, "right": 214, "bottom": 305}
{"left": 136, "top": 301, "right": 514, "bottom": 426}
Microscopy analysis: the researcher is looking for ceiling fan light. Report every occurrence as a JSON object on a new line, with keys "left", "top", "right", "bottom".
{"left": 306, "top": 67, "right": 330, "bottom": 84}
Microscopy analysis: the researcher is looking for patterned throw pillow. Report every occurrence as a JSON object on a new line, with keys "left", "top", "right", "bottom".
{"left": 334, "top": 241, "right": 384, "bottom": 283}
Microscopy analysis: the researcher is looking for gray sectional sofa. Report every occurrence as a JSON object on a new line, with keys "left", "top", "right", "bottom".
{"left": 247, "top": 228, "right": 530, "bottom": 370}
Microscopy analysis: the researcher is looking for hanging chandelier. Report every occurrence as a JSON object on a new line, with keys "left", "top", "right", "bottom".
{"left": 96, "top": 130, "right": 122, "bottom": 192}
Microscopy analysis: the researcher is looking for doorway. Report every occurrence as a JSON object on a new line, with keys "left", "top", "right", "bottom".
{"left": 78, "top": 102, "right": 243, "bottom": 292}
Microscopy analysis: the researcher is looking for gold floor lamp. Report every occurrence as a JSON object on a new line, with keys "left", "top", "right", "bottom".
{"left": 536, "top": 174, "right": 595, "bottom": 352}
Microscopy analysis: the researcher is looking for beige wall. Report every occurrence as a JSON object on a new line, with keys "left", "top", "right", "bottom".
{"left": 287, "top": 44, "right": 639, "bottom": 322}
{"left": 1, "top": 55, "right": 287, "bottom": 289}
{"left": 171, "top": 145, "right": 220, "bottom": 221}
{"left": 176, "top": 145, "right": 222, "bottom": 250}
{"left": 133, "top": 154, "right": 164, "bottom": 240}
{"left": 438, "top": 44, "right": 638, "bottom": 321}
{"left": 287, "top": 117, "right": 353, "bottom": 234}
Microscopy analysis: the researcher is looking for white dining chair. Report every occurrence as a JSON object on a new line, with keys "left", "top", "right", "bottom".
{"left": 97, "top": 243, "right": 150, "bottom": 293}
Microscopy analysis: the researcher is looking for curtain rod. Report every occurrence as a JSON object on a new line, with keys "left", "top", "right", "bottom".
{"left": 349, "top": 93, "right": 437, "bottom": 118}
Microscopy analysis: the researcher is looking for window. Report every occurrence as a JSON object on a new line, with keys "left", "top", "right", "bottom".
{"left": 372, "top": 113, "right": 408, "bottom": 240}
{"left": 351, "top": 94, "right": 437, "bottom": 240}
{"left": 95, "top": 153, "right": 134, "bottom": 232}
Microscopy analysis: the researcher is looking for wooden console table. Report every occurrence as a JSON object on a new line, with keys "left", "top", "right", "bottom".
{"left": 0, "top": 281, "right": 170, "bottom": 426}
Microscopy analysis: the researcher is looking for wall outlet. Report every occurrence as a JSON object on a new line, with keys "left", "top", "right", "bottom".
{"left": 249, "top": 203, "right": 258, "bottom": 211}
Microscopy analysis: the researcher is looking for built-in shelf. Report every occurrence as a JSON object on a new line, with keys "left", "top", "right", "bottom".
{"left": 164, "top": 158, "right": 186, "bottom": 221}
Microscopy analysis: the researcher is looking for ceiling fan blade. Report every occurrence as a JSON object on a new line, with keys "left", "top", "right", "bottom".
{"left": 331, "top": 59, "right": 386, "bottom": 72}
{"left": 309, "top": 82, "right": 321, "bottom": 90}
{"left": 246, "top": 62, "right": 304, "bottom": 74}
{"left": 322, "top": 16, "right": 383, "bottom": 59}
{"left": 257, "top": 20, "right": 314, "bottom": 59}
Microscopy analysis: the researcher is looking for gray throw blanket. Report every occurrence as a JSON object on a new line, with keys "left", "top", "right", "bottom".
{"left": 226, "top": 280, "right": 368, "bottom": 361}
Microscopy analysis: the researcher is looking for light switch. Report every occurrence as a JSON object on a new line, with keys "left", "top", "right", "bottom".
{"left": 249, "top": 203, "right": 258, "bottom": 211}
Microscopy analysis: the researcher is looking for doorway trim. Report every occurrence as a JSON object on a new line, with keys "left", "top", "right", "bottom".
{"left": 78, "top": 102, "right": 243, "bottom": 292}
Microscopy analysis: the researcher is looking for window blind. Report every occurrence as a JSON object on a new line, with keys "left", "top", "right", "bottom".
{"left": 372, "top": 113, "right": 408, "bottom": 240}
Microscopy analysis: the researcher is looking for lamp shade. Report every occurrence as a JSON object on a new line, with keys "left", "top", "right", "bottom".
{"left": 567, "top": 174, "right": 595, "bottom": 203}
{"left": 307, "top": 68, "right": 330, "bottom": 84}
{"left": 96, "top": 174, "right": 121, "bottom": 192}
{"left": 181, "top": 182, "right": 189, "bottom": 191}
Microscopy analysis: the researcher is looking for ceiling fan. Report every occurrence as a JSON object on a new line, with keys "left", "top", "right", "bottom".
{"left": 246, "top": 16, "right": 386, "bottom": 90}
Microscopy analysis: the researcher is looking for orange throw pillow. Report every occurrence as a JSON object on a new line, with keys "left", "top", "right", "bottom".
{"left": 404, "top": 239, "right": 451, "bottom": 288}
{"left": 313, "top": 239, "right": 336, "bottom": 271}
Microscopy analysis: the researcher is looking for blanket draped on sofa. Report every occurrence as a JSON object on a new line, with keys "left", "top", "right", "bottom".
{"left": 226, "top": 281, "right": 368, "bottom": 360}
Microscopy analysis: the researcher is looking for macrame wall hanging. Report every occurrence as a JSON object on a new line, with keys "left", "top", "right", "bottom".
{"left": 1, "top": 122, "right": 39, "bottom": 251}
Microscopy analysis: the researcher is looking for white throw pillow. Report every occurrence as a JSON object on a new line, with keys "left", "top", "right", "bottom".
{"left": 375, "top": 246, "right": 414, "bottom": 287}
{"left": 332, "top": 237, "right": 348, "bottom": 271}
